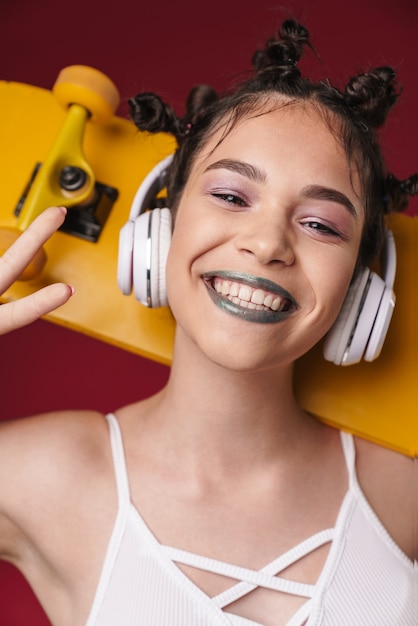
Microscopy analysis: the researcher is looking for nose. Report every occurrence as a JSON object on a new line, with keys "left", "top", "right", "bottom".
{"left": 235, "top": 215, "right": 295, "bottom": 266}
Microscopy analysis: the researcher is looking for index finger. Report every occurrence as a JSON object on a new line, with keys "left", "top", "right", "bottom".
{"left": 0, "top": 206, "right": 67, "bottom": 290}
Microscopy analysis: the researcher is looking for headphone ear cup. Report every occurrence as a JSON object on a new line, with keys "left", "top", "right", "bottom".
{"left": 364, "top": 286, "right": 395, "bottom": 362}
{"left": 323, "top": 229, "right": 397, "bottom": 366}
{"left": 149, "top": 207, "right": 172, "bottom": 308}
{"left": 132, "top": 208, "right": 172, "bottom": 307}
{"left": 132, "top": 211, "right": 151, "bottom": 306}
{"left": 323, "top": 269, "right": 371, "bottom": 366}
{"left": 323, "top": 269, "right": 389, "bottom": 366}
{"left": 117, "top": 220, "right": 135, "bottom": 295}
{"left": 345, "top": 271, "right": 386, "bottom": 365}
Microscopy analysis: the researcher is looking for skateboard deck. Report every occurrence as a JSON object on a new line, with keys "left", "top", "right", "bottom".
{"left": 0, "top": 70, "right": 416, "bottom": 456}
{"left": 295, "top": 212, "right": 417, "bottom": 457}
{"left": 0, "top": 70, "right": 177, "bottom": 364}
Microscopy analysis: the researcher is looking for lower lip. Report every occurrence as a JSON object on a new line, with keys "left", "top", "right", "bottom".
{"left": 204, "top": 282, "right": 295, "bottom": 324}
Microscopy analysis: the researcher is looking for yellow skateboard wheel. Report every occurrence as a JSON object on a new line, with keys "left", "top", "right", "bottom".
{"left": 52, "top": 65, "right": 120, "bottom": 123}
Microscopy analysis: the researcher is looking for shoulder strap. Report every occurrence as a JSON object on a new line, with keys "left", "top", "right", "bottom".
{"left": 105, "top": 413, "right": 131, "bottom": 505}
{"left": 339, "top": 430, "right": 359, "bottom": 490}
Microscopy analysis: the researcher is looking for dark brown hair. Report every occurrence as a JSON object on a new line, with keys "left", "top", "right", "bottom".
{"left": 129, "top": 19, "right": 417, "bottom": 266}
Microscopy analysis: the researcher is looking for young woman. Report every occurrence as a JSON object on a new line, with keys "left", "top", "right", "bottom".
{"left": 0, "top": 20, "right": 416, "bottom": 626}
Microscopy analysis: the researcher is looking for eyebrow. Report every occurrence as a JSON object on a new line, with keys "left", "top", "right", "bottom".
{"left": 204, "top": 160, "right": 357, "bottom": 218}
{"left": 205, "top": 159, "right": 267, "bottom": 184}
{"left": 301, "top": 185, "right": 358, "bottom": 218}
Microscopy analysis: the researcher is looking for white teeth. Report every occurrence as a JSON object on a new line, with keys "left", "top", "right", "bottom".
{"left": 212, "top": 277, "right": 289, "bottom": 313}
{"left": 221, "top": 280, "right": 230, "bottom": 295}
{"left": 264, "top": 294, "right": 274, "bottom": 308}
{"left": 238, "top": 284, "right": 252, "bottom": 301}
{"left": 250, "top": 289, "right": 266, "bottom": 305}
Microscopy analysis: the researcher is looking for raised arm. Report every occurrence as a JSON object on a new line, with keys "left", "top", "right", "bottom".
{"left": 0, "top": 206, "right": 75, "bottom": 559}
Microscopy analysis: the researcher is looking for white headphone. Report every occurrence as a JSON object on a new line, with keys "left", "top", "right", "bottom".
{"left": 323, "top": 230, "right": 396, "bottom": 365}
{"left": 117, "top": 155, "right": 397, "bottom": 365}
{"left": 117, "top": 154, "right": 174, "bottom": 307}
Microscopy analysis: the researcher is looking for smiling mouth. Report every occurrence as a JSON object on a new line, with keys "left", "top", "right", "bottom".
{"left": 202, "top": 271, "right": 298, "bottom": 323}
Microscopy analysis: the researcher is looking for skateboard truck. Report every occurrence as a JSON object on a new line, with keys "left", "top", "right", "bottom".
{"left": 60, "top": 166, "right": 88, "bottom": 191}
{"left": 1, "top": 65, "right": 120, "bottom": 278}
{"left": 15, "top": 160, "right": 119, "bottom": 244}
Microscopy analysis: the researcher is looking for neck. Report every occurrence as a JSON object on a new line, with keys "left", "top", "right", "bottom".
{"left": 150, "top": 327, "right": 315, "bottom": 472}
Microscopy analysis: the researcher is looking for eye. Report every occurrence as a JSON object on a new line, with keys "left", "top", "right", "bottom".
{"left": 302, "top": 220, "right": 341, "bottom": 237}
{"left": 212, "top": 192, "right": 247, "bottom": 207}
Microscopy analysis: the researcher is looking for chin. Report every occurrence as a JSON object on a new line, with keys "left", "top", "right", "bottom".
{"left": 198, "top": 332, "right": 295, "bottom": 374}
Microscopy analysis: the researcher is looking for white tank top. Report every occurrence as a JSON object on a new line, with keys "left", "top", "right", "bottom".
{"left": 85, "top": 414, "right": 416, "bottom": 626}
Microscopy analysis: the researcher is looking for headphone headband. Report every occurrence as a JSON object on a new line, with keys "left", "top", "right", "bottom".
{"left": 128, "top": 153, "right": 174, "bottom": 221}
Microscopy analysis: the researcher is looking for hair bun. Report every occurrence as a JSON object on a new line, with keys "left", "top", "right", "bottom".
{"left": 344, "top": 66, "right": 400, "bottom": 128}
{"left": 128, "top": 92, "right": 183, "bottom": 137}
{"left": 184, "top": 84, "right": 219, "bottom": 125}
{"left": 385, "top": 173, "right": 418, "bottom": 213}
{"left": 252, "top": 19, "right": 311, "bottom": 78}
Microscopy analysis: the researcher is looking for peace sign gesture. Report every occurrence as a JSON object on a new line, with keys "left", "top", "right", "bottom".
{"left": 0, "top": 206, "right": 74, "bottom": 335}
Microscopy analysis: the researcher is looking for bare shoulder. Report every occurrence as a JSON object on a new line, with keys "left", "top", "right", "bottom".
{"left": 0, "top": 409, "right": 110, "bottom": 472}
{"left": 0, "top": 410, "right": 113, "bottom": 559}
{"left": 354, "top": 436, "right": 416, "bottom": 561}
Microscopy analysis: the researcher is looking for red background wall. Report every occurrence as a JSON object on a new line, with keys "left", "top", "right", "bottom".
{"left": 0, "top": 0, "right": 417, "bottom": 623}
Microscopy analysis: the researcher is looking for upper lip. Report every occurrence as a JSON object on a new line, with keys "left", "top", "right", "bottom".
{"left": 201, "top": 271, "right": 299, "bottom": 311}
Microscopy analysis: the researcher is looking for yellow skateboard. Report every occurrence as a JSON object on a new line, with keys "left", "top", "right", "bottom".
{"left": 0, "top": 67, "right": 416, "bottom": 456}
{"left": 0, "top": 66, "right": 176, "bottom": 364}
{"left": 295, "top": 212, "right": 417, "bottom": 457}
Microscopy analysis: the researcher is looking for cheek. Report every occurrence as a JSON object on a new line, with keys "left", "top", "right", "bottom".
{"left": 164, "top": 215, "right": 199, "bottom": 307}
{"left": 166, "top": 207, "right": 225, "bottom": 280}
{"left": 165, "top": 236, "right": 183, "bottom": 308}
{"left": 305, "top": 249, "right": 358, "bottom": 322}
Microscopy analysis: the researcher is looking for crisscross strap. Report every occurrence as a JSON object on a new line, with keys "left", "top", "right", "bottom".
{"left": 162, "top": 528, "right": 333, "bottom": 605}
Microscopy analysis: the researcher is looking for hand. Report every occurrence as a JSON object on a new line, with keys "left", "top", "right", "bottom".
{"left": 0, "top": 207, "right": 74, "bottom": 335}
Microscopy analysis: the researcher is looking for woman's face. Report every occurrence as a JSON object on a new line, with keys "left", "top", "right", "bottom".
{"left": 166, "top": 103, "right": 365, "bottom": 372}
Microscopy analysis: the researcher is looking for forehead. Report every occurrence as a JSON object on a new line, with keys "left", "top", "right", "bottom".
{"left": 190, "top": 101, "right": 362, "bottom": 200}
